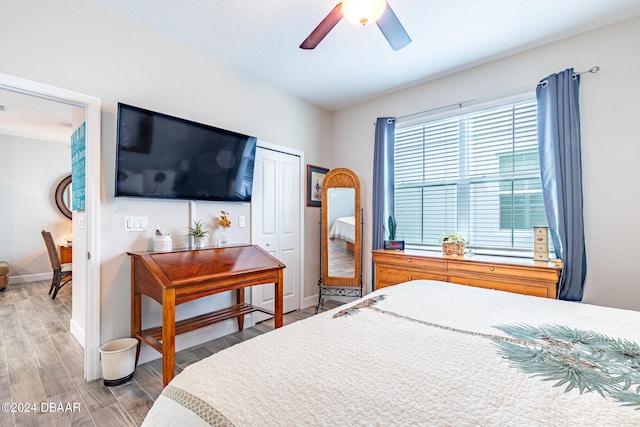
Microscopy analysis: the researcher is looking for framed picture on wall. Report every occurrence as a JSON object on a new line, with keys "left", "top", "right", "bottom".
{"left": 306, "top": 164, "right": 329, "bottom": 207}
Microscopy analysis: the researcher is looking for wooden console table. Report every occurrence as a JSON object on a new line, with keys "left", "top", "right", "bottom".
{"left": 128, "top": 245, "right": 285, "bottom": 386}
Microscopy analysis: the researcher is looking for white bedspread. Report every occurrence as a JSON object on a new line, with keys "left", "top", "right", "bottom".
{"left": 329, "top": 216, "right": 355, "bottom": 243}
{"left": 143, "top": 280, "right": 640, "bottom": 426}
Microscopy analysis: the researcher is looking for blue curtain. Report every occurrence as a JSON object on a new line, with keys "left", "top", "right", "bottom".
{"left": 536, "top": 68, "right": 587, "bottom": 301}
{"left": 372, "top": 118, "right": 395, "bottom": 251}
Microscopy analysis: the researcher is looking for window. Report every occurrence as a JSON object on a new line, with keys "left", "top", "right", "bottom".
{"left": 394, "top": 96, "right": 551, "bottom": 255}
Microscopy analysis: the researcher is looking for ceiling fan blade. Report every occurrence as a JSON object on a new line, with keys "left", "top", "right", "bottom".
{"left": 300, "top": 3, "right": 344, "bottom": 50}
{"left": 376, "top": 2, "right": 411, "bottom": 51}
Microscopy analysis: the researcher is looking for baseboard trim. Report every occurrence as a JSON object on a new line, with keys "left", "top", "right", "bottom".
{"left": 70, "top": 318, "right": 86, "bottom": 349}
{"left": 302, "top": 295, "right": 318, "bottom": 309}
{"left": 8, "top": 272, "right": 52, "bottom": 285}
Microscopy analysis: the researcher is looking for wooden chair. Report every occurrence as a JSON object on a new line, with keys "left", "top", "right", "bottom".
{"left": 41, "top": 230, "right": 72, "bottom": 299}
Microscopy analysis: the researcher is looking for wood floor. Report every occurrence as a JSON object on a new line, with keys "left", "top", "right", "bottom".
{"left": 0, "top": 280, "right": 341, "bottom": 426}
{"left": 327, "top": 238, "right": 355, "bottom": 277}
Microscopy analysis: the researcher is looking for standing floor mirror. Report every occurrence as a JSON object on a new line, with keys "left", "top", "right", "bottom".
{"left": 316, "top": 168, "right": 363, "bottom": 313}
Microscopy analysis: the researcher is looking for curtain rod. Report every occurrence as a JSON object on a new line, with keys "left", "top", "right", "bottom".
{"left": 573, "top": 66, "right": 600, "bottom": 77}
{"left": 386, "top": 66, "right": 600, "bottom": 124}
{"left": 538, "top": 66, "right": 600, "bottom": 87}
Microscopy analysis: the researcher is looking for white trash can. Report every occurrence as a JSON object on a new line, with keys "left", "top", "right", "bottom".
{"left": 99, "top": 338, "right": 139, "bottom": 386}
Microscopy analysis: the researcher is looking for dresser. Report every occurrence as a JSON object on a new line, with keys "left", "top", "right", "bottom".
{"left": 372, "top": 249, "right": 562, "bottom": 298}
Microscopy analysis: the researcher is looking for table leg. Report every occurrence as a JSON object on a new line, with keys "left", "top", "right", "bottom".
{"left": 236, "top": 288, "right": 244, "bottom": 331}
{"left": 132, "top": 291, "right": 142, "bottom": 365}
{"left": 274, "top": 269, "right": 284, "bottom": 328}
{"left": 162, "top": 288, "right": 176, "bottom": 387}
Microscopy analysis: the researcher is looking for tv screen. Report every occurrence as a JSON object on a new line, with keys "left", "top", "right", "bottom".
{"left": 115, "top": 103, "right": 257, "bottom": 202}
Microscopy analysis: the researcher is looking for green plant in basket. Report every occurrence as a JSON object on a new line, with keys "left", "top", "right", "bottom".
{"left": 440, "top": 232, "right": 466, "bottom": 256}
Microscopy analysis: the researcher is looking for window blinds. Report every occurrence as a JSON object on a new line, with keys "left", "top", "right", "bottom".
{"left": 394, "top": 98, "right": 550, "bottom": 254}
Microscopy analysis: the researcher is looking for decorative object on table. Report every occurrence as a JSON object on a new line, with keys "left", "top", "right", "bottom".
{"left": 186, "top": 220, "right": 211, "bottom": 249}
{"left": 153, "top": 229, "right": 173, "bottom": 252}
{"left": 533, "top": 226, "right": 550, "bottom": 261}
{"left": 440, "top": 233, "right": 466, "bottom": 256}
{"left": 306, "top": 164, "right": 329, "bottom": 207}
{"left": 217, "top": 211, "right": 231, "bottom": 246}
{"left": 383, "top": 215, "right": 404, "bottom": 250}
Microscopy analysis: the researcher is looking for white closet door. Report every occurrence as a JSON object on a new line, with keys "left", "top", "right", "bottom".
{"left": 252, "top": 146, "right": 300, "bottom": 321}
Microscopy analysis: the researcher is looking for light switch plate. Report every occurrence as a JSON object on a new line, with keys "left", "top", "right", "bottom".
{"left": 125, "top": 216, "right": 148, "bottom": 231}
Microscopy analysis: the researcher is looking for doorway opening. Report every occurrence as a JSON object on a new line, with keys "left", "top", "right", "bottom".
{"left": 0, "top": 73, "right": 102, "bottom": 380}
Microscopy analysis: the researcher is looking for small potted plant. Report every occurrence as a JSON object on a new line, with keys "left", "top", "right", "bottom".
{"left": 440, "top": 232, "right": 466, "bottom": 256}
{"left": 186, "top": 220, "right": 211, "bottom": 249}
{"left": 383, "top": 215, "right": 404, "bottom": 250}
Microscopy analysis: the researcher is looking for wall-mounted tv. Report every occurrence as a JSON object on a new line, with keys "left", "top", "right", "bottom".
{"left": 115, "top": 103, "right": 257, "bottom": 202}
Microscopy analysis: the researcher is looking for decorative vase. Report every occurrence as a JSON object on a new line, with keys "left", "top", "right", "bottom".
{"left": 154, "top": 235, "right": 173, "bottom": 252}
{"left": 194, "top": 236, "right": 207, "bottom": 250}
{"left": 218, "top": 229, "right": 228, "bottom": 247}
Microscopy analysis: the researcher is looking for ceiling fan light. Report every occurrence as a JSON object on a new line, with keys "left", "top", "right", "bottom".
{"left": 342, "top": 0, "right": 387, "bottom": 26}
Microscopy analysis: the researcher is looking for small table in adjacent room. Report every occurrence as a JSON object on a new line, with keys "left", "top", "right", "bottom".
{"left": 59, "top": 245, "right": 72, "bottom": 264}
{"left": 128, "top": 245, "right": 285, "bottom": 386}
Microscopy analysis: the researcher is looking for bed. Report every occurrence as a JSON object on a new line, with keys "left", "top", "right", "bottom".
{"left": 329, "top": 216, "right": 355, "bottom": 244}
{"left": 142, "top": 280, "right": 640, "bottom": 426}
{"left": 329, "top": 215, "right": 355, "bottom": 251}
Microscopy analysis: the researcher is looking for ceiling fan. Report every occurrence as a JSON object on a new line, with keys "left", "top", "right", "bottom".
{"left": 300, "top": 0, "right": 411, "bottom": 51}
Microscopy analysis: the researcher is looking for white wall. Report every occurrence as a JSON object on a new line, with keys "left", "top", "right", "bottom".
{"left": 330, "top": 16, "right": 640, "bottom": 310}
{"left": 0, "top": 0, "right": 331, "bottom": 359}
{"left": 0, "top": 134, "right": 71, "bottom": 280}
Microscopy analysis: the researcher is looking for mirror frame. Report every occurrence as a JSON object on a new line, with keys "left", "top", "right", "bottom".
{"left": 321, "top": 168, "right": 361, "bottom": 288}
{"left": 55, "top": 174, "right": 72, "bottom": 220}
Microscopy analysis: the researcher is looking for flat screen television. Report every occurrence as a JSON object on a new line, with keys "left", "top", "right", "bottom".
{"left": 115, "top": 103, "right": 257, "bottom": 202}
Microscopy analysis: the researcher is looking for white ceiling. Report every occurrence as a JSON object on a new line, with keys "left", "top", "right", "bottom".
{"left": 88, "top": 0, "right": 640, "bottom": 111}
{"left": 0, "top": 89, "right": 76, "bottom": 143}
{"left": 2, "top": 0, "right": 640, "bottom": 142}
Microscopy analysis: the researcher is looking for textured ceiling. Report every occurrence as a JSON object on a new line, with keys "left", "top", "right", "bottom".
{"left": 89, "top": 0, "right": 640, "bottom": 111}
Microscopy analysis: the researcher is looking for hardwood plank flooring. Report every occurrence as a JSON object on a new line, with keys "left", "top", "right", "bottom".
{"left": 0, "top": 280, "right": 341, "bottom": 426}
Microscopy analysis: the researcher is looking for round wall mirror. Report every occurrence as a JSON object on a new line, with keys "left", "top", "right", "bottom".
{"left": 55, "top": 174, "right": 72, "bottom": 220}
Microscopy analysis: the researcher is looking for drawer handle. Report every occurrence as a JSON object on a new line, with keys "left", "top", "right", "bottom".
{"left": 490, "top": 267, "right": 495, "bottom": 271}
{"left": 408, "top": 276, "right": 413, "bottom": 280}
{"left": 407, "top": 258, "right": 412, "bottom": 263}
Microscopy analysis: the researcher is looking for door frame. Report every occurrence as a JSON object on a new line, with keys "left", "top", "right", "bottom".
{"left": 252, "top": 141, "right": 305, "bottom": 321}
{"left": 0, "top": 73, "right": 102, "bottom": 380}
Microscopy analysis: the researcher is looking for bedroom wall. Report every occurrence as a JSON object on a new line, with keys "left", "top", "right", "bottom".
{"left": 1, "top": 0, "right": 331, "bottom": 360}
{"left": 330, "top": 16, "right": 640, "bottom": 311}
{"left": 0, "top": 134, "right": 71, "bottom": 280}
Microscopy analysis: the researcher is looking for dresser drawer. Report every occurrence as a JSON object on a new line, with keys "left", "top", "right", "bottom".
{"left": 450, "top": 275, "right": 552, "bottom": 298}
{"left": 373, "top": 252, "right": 447, "bottom": 271}
{"left": 376, "top": 265, "right": 448, "bottom": 286}
{"left": 447, "top": 260, "right": 558, "bottom": 282}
